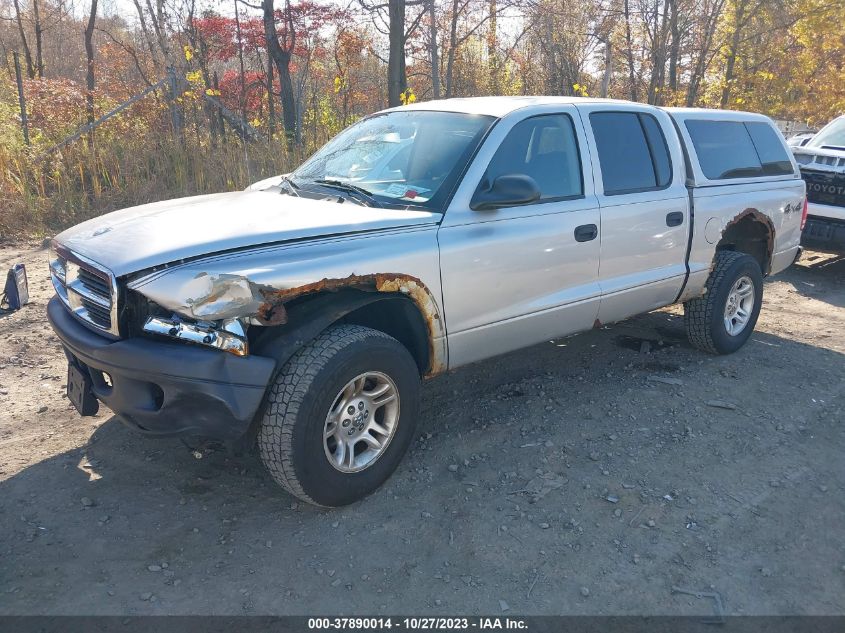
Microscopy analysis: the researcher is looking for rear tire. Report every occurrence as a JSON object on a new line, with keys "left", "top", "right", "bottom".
{"left": 258, "top": 324, "right": 420, "bottom": 506}
{"left": 684, "top": 251, "right": 763, "bottom": 355}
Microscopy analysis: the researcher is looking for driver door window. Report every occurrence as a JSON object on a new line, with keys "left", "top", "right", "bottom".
{"left": 475, "top": 114, "right": 583, "bottom": 204}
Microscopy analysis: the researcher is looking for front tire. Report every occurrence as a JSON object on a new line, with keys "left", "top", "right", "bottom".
{"left": 258, "top": 324, "right": 420, "bottom": 506}
{"left": 684, "top": 251, "right": 763, "bottom": 355}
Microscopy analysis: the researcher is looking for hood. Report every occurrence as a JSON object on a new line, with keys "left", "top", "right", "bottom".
{"left": 54, "top": 191, "right": 439, "bottom": 277}
{"left": 793, "top": 145, "right": 845, "bottom": 172}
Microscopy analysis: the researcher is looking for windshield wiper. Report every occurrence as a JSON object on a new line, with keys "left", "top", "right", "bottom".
{"left": 279, "top": 175, "right": 300, "bottom": 196}
{"left": 311, "top": 179, "right": 382, "bottom": 207}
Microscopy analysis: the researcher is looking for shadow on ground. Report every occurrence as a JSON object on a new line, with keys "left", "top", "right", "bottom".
{"left": 1, "top": 309, "right": 844, "bottom": 616}
{"left": 787, "top": 252, "right": 845, "bottom": 309}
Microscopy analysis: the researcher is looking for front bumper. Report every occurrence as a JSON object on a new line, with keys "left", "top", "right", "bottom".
{"left": 47, "top": 296, "right": 275, "bottom": 439}
{"left": 802, "top": 214, "right": 845, "bottom": 254}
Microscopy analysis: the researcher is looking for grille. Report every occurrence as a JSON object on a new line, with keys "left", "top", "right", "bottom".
{"left": 801, "top": 169, "right": 845, "bottom": 209}
{"left": 77, "top": 267, "right": 112, "bottom": 302}
{"left": 80, "top": 298, "right": 112, "bottom": 328}
{"left": 50, "top": 249, "right": 120, "bottom": 337}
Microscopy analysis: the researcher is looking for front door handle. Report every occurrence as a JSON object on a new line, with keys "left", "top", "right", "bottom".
{"left": 574, "top": 224, "right": 598, "bottom": 242}
{"left": 666, "top": 211, "right": 684, "bottom": 227}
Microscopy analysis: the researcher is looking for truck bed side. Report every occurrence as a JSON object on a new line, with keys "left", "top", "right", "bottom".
{"left": 665, "top": 108, "right": 805, "bottom": 300}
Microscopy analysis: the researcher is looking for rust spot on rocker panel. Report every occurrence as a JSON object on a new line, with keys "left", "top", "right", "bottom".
{"left": 257, "top": 273, "right": 447, "bottom": 376}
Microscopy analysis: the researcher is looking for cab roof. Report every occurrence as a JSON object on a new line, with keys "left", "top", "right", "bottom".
{"left": 392, "top": 96, "right": 775, "bottom": 122}
{"left": 394, "top": 96, "right": 649, "bottom": 118}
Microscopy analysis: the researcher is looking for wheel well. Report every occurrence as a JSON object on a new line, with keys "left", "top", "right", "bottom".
{"left": 341, "top": 296, "right": 430, "bottom": 376}
{"left": 251, "top": 290, "right": 433, "bottom": 378}
{"left": 716, "top": 211, "right": 774, "bottom": 275}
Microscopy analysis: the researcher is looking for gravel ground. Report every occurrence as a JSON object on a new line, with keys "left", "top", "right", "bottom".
{"left": 0, "top": 243, "right": 843, "bottom": 616}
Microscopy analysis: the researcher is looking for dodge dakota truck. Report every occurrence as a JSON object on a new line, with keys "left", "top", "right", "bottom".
{"left": 792, "top": 114, "right": 845, "bottom": 253}
{"left": 47, "top": 97, "right": 805, "bottom": 506}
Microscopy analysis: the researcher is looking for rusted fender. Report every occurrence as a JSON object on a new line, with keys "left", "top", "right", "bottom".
{"left": 257, "top": 273, "right": 448, "bottom": 376}
{"left": 131, "top": 269, "right": 449, "bottom": 377}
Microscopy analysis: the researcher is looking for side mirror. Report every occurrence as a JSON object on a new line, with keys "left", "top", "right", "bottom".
{"left": 471, "top": 174, "right": 541, "bottom": 211}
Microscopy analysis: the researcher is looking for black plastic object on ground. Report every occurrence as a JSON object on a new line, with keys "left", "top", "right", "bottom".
{"left": 1, "top": 264, "right": 29, "bottom": 312}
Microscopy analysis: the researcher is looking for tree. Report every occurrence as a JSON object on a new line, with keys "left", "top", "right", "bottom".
{"left": 84, "top": 0, "right": 97, "bottom": 144}
{"left": 262, "top": 0, "right": 298, "bottom": 143}
{"left": 11, "top": 0, "right": 35, "bottom": 78}
{"left": 428, "top": 0, "right": 440, "bottom": 98}
{"left": 32, "top": 0, "right": 43, "bottom": 77}
{"left": 685, "top": 0, "right": 727, "bottom": 105}
{"left": 387, "top": 0, "right": 407, "bottom": 105}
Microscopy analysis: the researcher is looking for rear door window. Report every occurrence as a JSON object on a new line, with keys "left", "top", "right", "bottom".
{"left": 640, "top": 115, "right": 672, "bottom": 187}
{"left": 685, "top": 119, "right": 794, "bottom": 179}
{"left": 590, "top": 112, "right": 672, "bottom": 195}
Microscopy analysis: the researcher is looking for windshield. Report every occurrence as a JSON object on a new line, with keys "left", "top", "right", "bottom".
{"left": 808, "top": 116, "right": 845, "bottom": 150}
{"left": 292, "top": 110, "right": 495, "bottom": 211}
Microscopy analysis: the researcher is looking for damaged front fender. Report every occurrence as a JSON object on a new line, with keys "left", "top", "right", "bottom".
{"left": 126, "top": 225, "right": 447, "bottom": 373}
{"left": 128, "top": 268, "right": 448, "bottom": 375}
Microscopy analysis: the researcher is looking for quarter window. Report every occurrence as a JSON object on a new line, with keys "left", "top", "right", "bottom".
{"left": 685, "top": 119, "right": 794, "bottom": 179}
{"left": 745, "top": 122, "right": 795, "bottom": 175}
{"left": 478, "top": 114, "right": 583, "bottom": 202}
{"left": 590, "top": 112, "right": 673, "bottom": 195}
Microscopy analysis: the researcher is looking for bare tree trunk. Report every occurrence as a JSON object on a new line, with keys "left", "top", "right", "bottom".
{"left": 146, "top": 0, "right": 171, "bottom": 62}
{"left": 294, "top": 47, "right": 309, "bottom": 145}
{"left": 267, "top": 53, "right": 275, "bottom": 138}
{"left": 647, "top": 0, "right": 670, "bottom": 104}
{"left": 234, "top": 0, "right": 247, "bottom": 123}
{"left": 720, "top": 0, "right": 747, "bottom": 108}
{"left": 445, "top": 0, "right": 459, "bottom": 97}
{"left": 132, "top": 0, "right": 163, "bottom": 72}
{"left": 12, "top": 0, "right": 35, "bottom": 78}
{"left": 487, "top": 0, "right": 497, "bottom": 93}
{"left": 33, "top": 0, "right": 44, "bottom": 77}
{"left": 667, "top": 0, "right": 680, "bottom": 92}
{"left": 428, "top": 0, "right": 440, "bottom": 98}
{"left": 214, "top": 71, "right": 225, "bottom": 140}
{"left": 600, "top": 39, "right": 612, "bottom": 97}
{"left": 84, "top": 0, "right": 98, "bottom": 146}
{"left": 686, "top": 0, "right": 725, "bottom": 106}
{"left": 262, "top": 0, "right": 297, "bottom": 144}
{"left": 623, "top": 0, "right": 638, "bottom": 101}
{"left": 388, "top": 0, "right": 407, "bottom": 106}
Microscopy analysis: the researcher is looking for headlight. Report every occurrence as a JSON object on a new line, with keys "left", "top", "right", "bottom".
{"left": 128, "top": 270, "right": 262, "bottom": 356}
{"left": 48, "top": 243, "right": 66, "bottom": 284}
{"left": 143, "top": 315, "right": 249, "bottom": 356}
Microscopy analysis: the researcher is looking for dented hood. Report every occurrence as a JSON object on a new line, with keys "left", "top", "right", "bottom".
{"left": 54, "top": 191, "right": 439, "bottom": 277}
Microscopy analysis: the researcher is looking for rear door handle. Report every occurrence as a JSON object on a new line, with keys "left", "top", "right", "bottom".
{"left": 666, "top": 211, "right": 684, "bottom": 227}
{"left": 574, "top": 224, "right": 598, "bottom": 242}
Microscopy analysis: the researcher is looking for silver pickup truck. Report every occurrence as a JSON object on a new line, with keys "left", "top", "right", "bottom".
{"left": 47, "top": 97, "right": 805, "bottom": 506}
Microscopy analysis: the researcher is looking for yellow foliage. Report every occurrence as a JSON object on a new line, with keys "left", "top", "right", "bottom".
{"left": 399, "top": 89, "right": 417, "bottom": 105}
